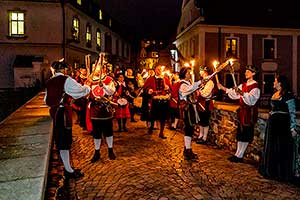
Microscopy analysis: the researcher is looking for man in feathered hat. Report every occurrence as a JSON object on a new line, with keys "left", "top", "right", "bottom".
{"left": 87, "top": 59, "right": 117, "bottom": 163}
{"left": 45, "top": 59, "right": 90, "bottom": 179}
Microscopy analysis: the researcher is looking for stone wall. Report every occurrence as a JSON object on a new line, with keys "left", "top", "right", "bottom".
{"left": 207, "top": 102, "right": 300, "bottom": 162}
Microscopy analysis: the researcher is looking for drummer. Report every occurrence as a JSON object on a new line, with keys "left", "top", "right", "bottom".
{"left": 114, "top": 72, "right": 131, "bottom": 132}
{"left": 143, "top": 65, "right": 172, "bottom": 139}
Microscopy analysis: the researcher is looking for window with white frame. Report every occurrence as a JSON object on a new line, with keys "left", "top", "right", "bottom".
{"left": 262, "top": 73, "right": 275, "bottom": 94}
{"left": 72, "top": 17, "right": 80, "bottom": 41}
{"left": 86, "top": 24, "right": 91, "bottom": 47}
{"left": 263, "top": 38, "right": 276, "bottom": 59}
{"left": 9, "top": 11, "right": 25, "bottom": 36}
{"left": 96, "top": 29, "right": 101, "bottom": 51}
{"left": 225, "top": 37, "right": 238, "bottom": 58}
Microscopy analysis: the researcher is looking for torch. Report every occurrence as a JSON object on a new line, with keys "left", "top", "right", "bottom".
{"left": 228, "top": 58, "right": 237, "bottom": 88}
{"left": 213, "top": 60, "right": 220, "bottom": 84}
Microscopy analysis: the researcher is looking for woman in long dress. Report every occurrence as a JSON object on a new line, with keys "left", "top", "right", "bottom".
{"left": 259, "top": 75, "right": 298, "bottom": 182}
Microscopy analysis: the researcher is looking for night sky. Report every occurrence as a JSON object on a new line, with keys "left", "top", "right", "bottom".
{"left": 102, "top": 0, "right": 183, "bottom": 40}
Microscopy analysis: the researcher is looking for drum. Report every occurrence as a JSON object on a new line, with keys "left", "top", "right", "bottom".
{"left": 117, "top": 98, "right": 128, "bottom": 108}
{"left": 152, "top": 94, "right": 170, "bottom": 103}
{"left": 133, "top": 96, "right": 143, "bottom": 108}
{"left": 151, "top": 94, "right": 170, "bottom": 121}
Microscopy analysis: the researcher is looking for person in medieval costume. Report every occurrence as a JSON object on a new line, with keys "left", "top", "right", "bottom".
{"left": 45, "top": 60, "right": 90, "bottom": 179}
{"left": 259, "top": 75, "right": 299, "bottom": 183}
{"left": 114, "top": 73, "right": 131, "bottom": 132}
{"left": 73, "top": 64, "right": 89, "bottom": 130}
{"left": 86, "top": 62, "right": 117, "bottom": 163}
{"left": 218, "top": 65, "right": 261, "bottom": 163}
{"left": 143, "top": 65, "right": 172, "bottom": 139}
{"left": 169, "top": 72, "right": 181, "bottom": 130}
{"left": 196, "top": 66, "right": 215, "bottom": 145}
{"left": 178, "top": 67, "right": 203, "bottom": 160}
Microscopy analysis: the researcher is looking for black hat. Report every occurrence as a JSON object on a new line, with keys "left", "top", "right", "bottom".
{"left": 245, "top": 65, "right": 258, "bottom": 73}
{"left": 179, "top": 66, "right": 191, "bottom": 79}
{"left": 51, "top": 60, "right": 68, "bottom": 70}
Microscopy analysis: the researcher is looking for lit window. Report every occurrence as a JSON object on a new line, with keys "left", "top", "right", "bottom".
{"left": 99, "top": 10, "right": 103, "bottom": 20}
{"left": 109, "top": 19, "right": 112, "bottom": 27}
{"left": 263, "top": 38, "right": 276, "bottom": 59}
{"left": 9, "top": 11, "right": 25, "bottom": 36}
{"left": 96, "top": 29, "right": 101, "bottom": 51}
{"left": 225, "top": 38, "right": 238, "bottom": 58}
{"left": 86, "top": 24, "right": 92, "bottom": 47}
{"left": 77, "top": 0, "right": 81, "bottom": 5}
{"left": 72, "top": 17, "right": 80, "bottom": 41}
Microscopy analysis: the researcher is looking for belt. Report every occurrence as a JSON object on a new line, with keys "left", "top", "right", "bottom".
{"left": 270, "top": 111, "right": 289, "bottom": 115}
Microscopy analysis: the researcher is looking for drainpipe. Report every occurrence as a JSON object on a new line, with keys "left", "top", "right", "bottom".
{"left": 61, "top": 0, "right": 66, "bottom": 59}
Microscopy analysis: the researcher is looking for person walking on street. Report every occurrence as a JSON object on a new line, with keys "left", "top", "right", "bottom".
{"left": 45, "top": 60, "right": 90, "bottom": 179}
{"left": 86, "top": 61, "right": 117, "bottom": 163}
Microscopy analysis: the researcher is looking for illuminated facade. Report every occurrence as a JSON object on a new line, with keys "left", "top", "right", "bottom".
{"left": 0, "top": 0, "right": 132, "bottom": 88}
{"left": 175, "top": 0, "right": 300, "bottom": 98}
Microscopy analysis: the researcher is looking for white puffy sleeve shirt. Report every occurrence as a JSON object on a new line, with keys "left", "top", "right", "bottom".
{"left": 225, "top": 80, "right": 260, "bottom": 106}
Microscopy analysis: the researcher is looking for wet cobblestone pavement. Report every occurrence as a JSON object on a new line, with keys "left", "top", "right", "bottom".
{"left": 46, "top": 118, "right": 300, "bottom": 200}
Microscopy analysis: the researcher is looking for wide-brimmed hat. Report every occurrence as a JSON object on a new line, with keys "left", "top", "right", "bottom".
{"left": 245, "top": 65, "right": 258, "bottom": 73}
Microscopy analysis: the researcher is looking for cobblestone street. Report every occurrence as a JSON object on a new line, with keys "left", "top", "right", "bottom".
{"left": 46, "top": 116, "right": 300, "bottom": 200}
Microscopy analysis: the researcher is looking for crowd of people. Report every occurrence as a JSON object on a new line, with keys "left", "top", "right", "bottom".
{"left": 44, "top": 58, "right": 299, "bottom": 185}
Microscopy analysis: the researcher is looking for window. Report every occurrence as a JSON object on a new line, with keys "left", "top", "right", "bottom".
{"left": 263, "top": 38, "right": 276, "bottom": 59}
{"left": 72, "top": 17, "right": 80, "bottom": 41}
{"left": 9, "top": 11, "right": 25, "bottom": 36}
{"left": 225, "top": 37, "right": 238, "bottom": 58}
{"left": 86, "top": 24, "right": 91, "bottom": 47}
{"left": 109, "top": 19, "right": 112, "bottom": 27}
{"left": 224, "top": 72, "right": 239, "bottom": 88}
{"left": 77, "top": 0, "right": 81, "bottom": 5}
{"left": 263, "top": 73, "right": 275, "bottom": 94}
{"left": 99, "top": 10, "right": 103, "bottom": 20}
{"left": 96, "top": 29, "right": 101, "bottom": 51}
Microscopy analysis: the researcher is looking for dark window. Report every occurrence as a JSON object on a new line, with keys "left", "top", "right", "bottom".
{"left": 263, "top": 39, "right": 275, "bottom": 59}
{"left": 263, "top": 73, "right": 275, "bottom": 94}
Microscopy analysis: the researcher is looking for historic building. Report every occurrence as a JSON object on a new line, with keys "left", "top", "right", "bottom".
{"left": 0, "top": 0, "right": 132, "bottom": 88}
{"left": 175, "top": 0, "right": 300, "bottom": 100}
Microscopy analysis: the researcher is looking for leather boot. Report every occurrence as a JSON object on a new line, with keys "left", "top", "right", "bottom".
{"left": 184, "top": 148, "right": 198, "bottom": 160}
{"left": 159, "top": 132, "right": 167, "bottom": 139}
{"left": 108, "top": 148, "right": 116, "bottom": 160}
{"left": 90, "top": 150, "right": 100, "bottom": 163}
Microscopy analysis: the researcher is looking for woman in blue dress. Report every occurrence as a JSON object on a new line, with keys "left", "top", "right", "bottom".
{"left": 259, "top": 75, "right": 299, "bottom": 182}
